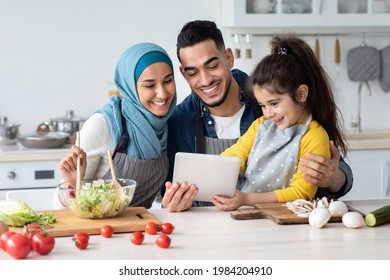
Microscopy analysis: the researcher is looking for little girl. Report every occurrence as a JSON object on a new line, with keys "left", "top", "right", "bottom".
{"left": 213, "top": 35, "right": 347, "bottom": 211}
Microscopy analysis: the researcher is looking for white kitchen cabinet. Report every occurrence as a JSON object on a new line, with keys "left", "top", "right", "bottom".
{"left": 343, "top": 149, "right": 390, "bottom": 200}
{"left": 221, "top": 0, "right": 325, "bottom": 29}
{"left": 221, "top": 0, "right": 390, "bottom": 32}
{"left": 327, "top": 0, "right": 390, "bottom": 27}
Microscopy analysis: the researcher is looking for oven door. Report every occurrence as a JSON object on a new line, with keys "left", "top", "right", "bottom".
{"left": 0, "top": 160, "right": 61, "bottom": 210}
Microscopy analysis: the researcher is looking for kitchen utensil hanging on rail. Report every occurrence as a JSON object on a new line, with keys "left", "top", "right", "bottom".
{"left": 379, "top": 42, "right": 390, "bottom": 93}
{"left": 334, "top": 36, "right": 341, "bottom": 77}
{"left": 347, "top": 38, "right": 380, "bottom": 96}
{"left": 314, "top": 36, "right": 320, "bottom": 62}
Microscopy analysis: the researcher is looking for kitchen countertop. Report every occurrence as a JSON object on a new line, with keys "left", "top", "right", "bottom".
{"left": 347, "top": 138, "right": 390, "bottom": 150}
{"left": 346, "top": 132, "right": 390, "bottom": 150}
{"left": 1, "top": 199, "right": 388, "bottom": 260}
{"left": 1, "top": 131, "right": 390, "bottom": 162}
{"left": 0, "top": 144, "right": 71, "bottom": 162}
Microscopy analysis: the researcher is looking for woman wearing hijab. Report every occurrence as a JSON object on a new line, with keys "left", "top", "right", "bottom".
{"left": 58, "top": 42, "right": 177, "bottom": 208}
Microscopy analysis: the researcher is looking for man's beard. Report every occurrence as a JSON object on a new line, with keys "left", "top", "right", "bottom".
{"left": 197, "top": 75, "right": 232, "bottom": 108}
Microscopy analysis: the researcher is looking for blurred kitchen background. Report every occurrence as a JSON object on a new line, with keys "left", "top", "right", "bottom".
{"left": 1, "top": 0, "right": 390, "bottom": 134}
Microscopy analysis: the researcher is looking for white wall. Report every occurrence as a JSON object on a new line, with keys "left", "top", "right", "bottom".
{"left": 0, "top": 0, "right": 220, "bottom": 133}
{"left": 1, "top": 0, "right": 390, "bottom": 135}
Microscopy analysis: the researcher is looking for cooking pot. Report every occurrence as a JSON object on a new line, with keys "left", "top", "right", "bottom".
{"left": 18, "top": 132, "right": 70, "bottom": 149}
{"left": 49, "top": 110, "right": 86, "bottom": 136}
{"left": 0, "top": 116, "right": 21, "bottom": 145}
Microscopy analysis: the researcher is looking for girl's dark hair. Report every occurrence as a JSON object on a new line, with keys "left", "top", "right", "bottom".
{"left": 176, "top": 20, "right": 225, "bottom": 63}
{"left": 248, "top": 35, "right": 347, "bottom": 155}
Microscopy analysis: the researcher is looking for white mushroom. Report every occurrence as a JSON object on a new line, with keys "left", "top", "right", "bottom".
{"left": 309, "top": 207, "right": 332, "bottom": 228}
{"left": 342, "top": 212, "right": 365, "bottom": 229}
{"left": 328, "top": 200, "right": 348, "bottom": 215}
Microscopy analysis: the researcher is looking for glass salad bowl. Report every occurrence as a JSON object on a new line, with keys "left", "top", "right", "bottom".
{"left": 57, "top": 178, "right": 136, "bottom": 219}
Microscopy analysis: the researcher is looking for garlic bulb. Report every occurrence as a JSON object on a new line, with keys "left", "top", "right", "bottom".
{"left": 328, "top": 200, "right": 348, "bottom": 215}
{"left": 342, "top": 212, "right": 365, "bottom": 228}
{"left": 309, "top": 207, "right": 332, "bottom": 228}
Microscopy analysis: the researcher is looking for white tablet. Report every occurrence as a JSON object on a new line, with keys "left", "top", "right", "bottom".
{"left": 172, "top": 152, "right": 241, "bottom": 202}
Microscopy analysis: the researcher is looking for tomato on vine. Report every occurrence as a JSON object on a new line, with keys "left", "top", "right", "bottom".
{"left": 22, "top": 224, "right": 43, "bottom": 248}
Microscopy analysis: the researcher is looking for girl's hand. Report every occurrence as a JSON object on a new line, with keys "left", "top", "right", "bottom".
{"left": 58, "top": 145, "right": 87, "bottom": 182}
{"left": 212, "top": 190, "right": 245, "bottom": 211}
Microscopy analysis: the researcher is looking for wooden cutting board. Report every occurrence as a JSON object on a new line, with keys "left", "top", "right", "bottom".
{"left": 230, "top": 203, "right": 364, "bottom": 225}
{"left": 9, "top": 207, "right": 161, "bottom": 237}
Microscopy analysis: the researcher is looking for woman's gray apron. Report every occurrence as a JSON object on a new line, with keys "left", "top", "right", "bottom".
{"left": 102, "top": 115, "right": 168, "bottom": 209}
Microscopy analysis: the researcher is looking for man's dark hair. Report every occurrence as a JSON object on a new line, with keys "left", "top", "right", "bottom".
{"left": 176, "top": 20, "right": 225, "bottom": 63}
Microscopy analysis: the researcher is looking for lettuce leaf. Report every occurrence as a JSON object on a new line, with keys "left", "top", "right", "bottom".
{"left": 0, "top": 199, "right": 56, "bottom": 227}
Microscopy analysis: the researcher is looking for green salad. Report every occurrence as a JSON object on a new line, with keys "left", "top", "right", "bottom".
{"left": 68, "top": 179, "right": 130, "bottom": 219}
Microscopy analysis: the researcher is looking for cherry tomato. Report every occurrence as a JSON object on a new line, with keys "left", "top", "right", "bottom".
{"left": 6, "top": 233, "right": 31, "bottom": 259}
{"left": 73, "top": 236, "right": 88, "bottom": 250}
{"left": 67, "top": 185, "right": 76, "bottom": 198}
{"left": 155, "top": 234, "right": 171, "bottom": 249}
{"left": 31, "top": 232, "right": 55, "bottom": 255}
{"left": 160, "top": 222, "right": 174, "bottom": 234}
{"left": 0, "top": 231, "right": 16, "bottom": 251}
{"left": 144, "top": 222, "right": 158, "bottom": 235}
{"left": 22, "top": 224, "right": 43, "bottom": 248}
{"left": 101, "top": 225, "right": 114, "bottom": 238}
{"left": 74, "top": 232, "right": 90, "bottom": 242}
{"left": 130, "top": 231, "right": 144, "bottom": 245}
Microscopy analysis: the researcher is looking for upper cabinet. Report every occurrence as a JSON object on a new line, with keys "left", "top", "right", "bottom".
{"left": 221, "top": 0, "right": 390, "bottom": 33}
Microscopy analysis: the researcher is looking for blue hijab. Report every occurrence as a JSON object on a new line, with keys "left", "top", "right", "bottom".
{"left": 96, "top": 43, "right": 177, "bottom": 160}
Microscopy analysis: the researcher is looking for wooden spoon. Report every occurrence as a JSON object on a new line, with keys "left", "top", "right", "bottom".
{"left": 107, "top": 150, "right": 124, "bottom": 195}
{"left": 75, "top": 131, "right": 81, "bottom": 193}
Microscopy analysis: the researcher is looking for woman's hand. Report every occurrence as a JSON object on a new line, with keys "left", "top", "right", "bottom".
{"left": 212, "top": 190, "right": 245, "bottom": 211}
{"left": 58, "top": 145, "right": 87, "bottom": 182}
{"left": 161, "top": 181, "right": 198, "bottom": 212}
